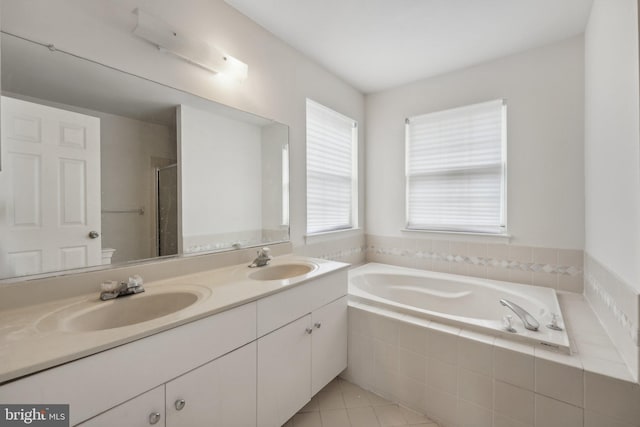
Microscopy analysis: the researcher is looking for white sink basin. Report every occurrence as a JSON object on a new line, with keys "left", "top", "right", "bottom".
{"left": 38, "top": 286, "right": 209, "bottom": 332}
{"left": 248, "top": 263, "right": 317, "bottom": 281}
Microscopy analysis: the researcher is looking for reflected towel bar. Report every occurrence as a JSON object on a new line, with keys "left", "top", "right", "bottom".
{"left": 102, "top": 207, "right": 145, "bottom": 215}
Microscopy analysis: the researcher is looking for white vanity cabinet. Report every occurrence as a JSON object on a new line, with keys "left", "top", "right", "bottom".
{"left": 256, "top": 270, "right": 348, "bottom": 427}
{"left": 81, "top": 342, "right": 257, "bottom": 427}
{"left": 0, "top": 263, "right": 348, "bottom": 427}
{"left": 0, "top": 302, "right": 257, "bottom": 426}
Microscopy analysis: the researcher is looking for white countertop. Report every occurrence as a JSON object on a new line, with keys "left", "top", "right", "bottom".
{"left": 0, "top": 255, "right": 348, "bottom": 384}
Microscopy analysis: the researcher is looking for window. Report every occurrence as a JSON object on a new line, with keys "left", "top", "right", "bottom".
{"left": 405, "top": 99, "right": 506, "bottom": 234}
{"left": 306, "top": 99, "right": 358, "bottom": 234}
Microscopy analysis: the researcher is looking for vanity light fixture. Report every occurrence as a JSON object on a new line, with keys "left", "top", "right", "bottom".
{"left": 133, "top": 8, "right": 248, "bottom": 82}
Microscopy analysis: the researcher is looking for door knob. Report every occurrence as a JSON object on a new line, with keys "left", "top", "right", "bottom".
{"left": 88, "top": 231, "right": 100, "bottom": 239}
{"left": 314, "top": 322, "right": 322, "bottom": 329}
{"left": 305, "top": 328, "right": 313, "bottom": 334}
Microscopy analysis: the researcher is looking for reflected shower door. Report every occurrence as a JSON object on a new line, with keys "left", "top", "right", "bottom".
{"left": 157, "top": 164, "right": 178, "bottom": 256}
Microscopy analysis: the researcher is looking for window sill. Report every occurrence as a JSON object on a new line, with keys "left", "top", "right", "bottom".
{"left": 304, "top": 228, "right": 363, "bottom": 243}
{"left": 401, "top": 228, "right": 511, "bottom": 242}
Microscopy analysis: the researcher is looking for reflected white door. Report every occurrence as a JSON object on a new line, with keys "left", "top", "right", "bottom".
{"left": 0, "top": 96, "right": 101, "bottom": 277}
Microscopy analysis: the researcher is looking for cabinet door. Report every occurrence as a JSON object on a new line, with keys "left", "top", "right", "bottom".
{"left": 311, "top": 296, "right": 348, "bottom": 395}
{"left": 165, "top": 341, "right": 256, "bottom": 427}
{"left": 77, "top": 386, "right": 164, "bottom": 427}
{"left": 257, "top": 315, "right": 311, "bottom": 427}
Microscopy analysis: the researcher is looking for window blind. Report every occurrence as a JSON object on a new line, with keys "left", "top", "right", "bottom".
{"left": 306, "top": 99, "right": 357, "bottom": 234}
{"left": 406, "top": 99, "right": 506, "bottom": 234}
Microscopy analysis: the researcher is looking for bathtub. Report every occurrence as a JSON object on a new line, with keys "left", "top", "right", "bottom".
{"left": 349, "top": 263, "right": 570, "bottom": 352}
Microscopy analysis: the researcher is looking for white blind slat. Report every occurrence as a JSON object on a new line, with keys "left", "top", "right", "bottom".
{"left": 406, "top": 99, "right": 506, "bottom": 234}
{"left": 306, "top": 99, "right": 357, "bottom": 234}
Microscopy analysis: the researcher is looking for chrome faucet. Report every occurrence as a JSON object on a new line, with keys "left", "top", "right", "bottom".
{"left": 100, "top": 275, "right": 145, "bottom": 301}
{"left": 499, "top": 299, "right": 540, "bottom": 331}
{"left": 249, "top": 247, "right": 272, "bottom": 268}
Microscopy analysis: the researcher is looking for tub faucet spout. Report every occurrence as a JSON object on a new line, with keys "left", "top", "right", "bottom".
{"left": 499, "top": 299, "right": 539, "bottom": 331}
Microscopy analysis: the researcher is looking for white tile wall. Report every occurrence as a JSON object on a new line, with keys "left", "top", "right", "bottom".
{"left": 366, "top": 235, "right": 584, "bottom": 292}
{"left": 457, "top": 368, "right": 492, "bottom": 409}
{"left": 534, "top": 358, "right": 583, "bottom": 407}
{"left": 494, "top": 381, "right": 534, "bottom": 426}
{"left": 344, "top": 302, "right": 640, "bottom": 427}
{"left": 457, "top": 331, "right": 494, "bottom": 377}
{"left": 457, "top": 399, "right": 492, "bottom": 427}
{"left": 297, "top": 233, "right": 367, "bottom": 265}
{"left": 493, "top": 341, "right": 534, "bottom": 390}
{"left": 584, "top": 372, "right": 640, "bottom": 425}
{"left": 534, "top": 394, "right": 583, "bottom": 427}
{"left": 584, "top": 252, "right": 640, "bottom": 382}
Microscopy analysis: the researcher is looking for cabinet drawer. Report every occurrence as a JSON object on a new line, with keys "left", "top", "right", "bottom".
{"left": 256, "top": 269, "right": 347, "bottom": 337}
{"left": 0, "top": 302, "right": 257, "bottom": 426}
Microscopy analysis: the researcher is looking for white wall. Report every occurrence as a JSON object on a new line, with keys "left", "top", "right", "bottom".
{"left": 261, "top": 123, "right": 287, "bottom": 232}
{"left": 100, "top": 112, "right": 175, "bottom": 263}
{"left": 366, "top": 36, "right": 585, "bottom": 250}
{"left": 585, "top": 0, "right": 640, "bottom": 291}
{"left": 0, "top": 0, "right": 365, "bottom": 253}
{"left": 179, "top": 103, "right": 262, "bottom": 251}
{"left": 583, "top": 0, "right": 640, "bottom": 381}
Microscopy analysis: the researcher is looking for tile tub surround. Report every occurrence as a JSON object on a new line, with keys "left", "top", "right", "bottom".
{"left": 343, "top": 292, "right": 639, "bottom": 427}
{"left": 366, "top": 235, "right": 583, "bottom": 293}
{"left": 584, "top": 252, "right": 640, "bottom": 382}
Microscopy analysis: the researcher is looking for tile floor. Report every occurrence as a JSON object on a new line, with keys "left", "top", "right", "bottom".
{"left": 282, "top": 377, "right": 440, "bottom": 427}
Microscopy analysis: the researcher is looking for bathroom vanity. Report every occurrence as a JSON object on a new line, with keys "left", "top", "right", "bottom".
{"left": 0, "top": 256, "right": 348, "bottom": 427}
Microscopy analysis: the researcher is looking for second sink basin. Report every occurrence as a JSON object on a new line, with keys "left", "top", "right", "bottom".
{"left": 249, "top": 263, "right": 317, "bottom": 281}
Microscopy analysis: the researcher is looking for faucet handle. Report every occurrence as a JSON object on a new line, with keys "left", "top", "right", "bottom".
{"left": 101, "top": 280, "right": 120, "bottom": 293}
{"left": 547, "top": 313, "right": 563, "bottom": 331}
{"left": 127, "top": 274, "right": 144, "bottom": 288}
{"left": 503, "top": 315, "right": 517, "bottom": 333}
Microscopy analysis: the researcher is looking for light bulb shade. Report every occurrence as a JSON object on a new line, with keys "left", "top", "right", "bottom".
{"left": 133, "top": 9, "right": 248, "bottom": 81}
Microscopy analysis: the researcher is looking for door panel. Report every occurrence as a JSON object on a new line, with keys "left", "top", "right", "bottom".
{"left": 257, "top": 315, "right": 311, "bottom": 427}
{"left": 0, "top": 96, "right": 101, "bottom": 278}
{"left": 311, "top": 296, "right": 348, "bottom": 395}
{"left": 166, "top": 342, "right": 257, "bottom": 427}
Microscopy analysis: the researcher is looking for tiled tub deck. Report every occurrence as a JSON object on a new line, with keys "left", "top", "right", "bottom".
{"left": 342, "top": 292, "right": 640, "bottom": 427}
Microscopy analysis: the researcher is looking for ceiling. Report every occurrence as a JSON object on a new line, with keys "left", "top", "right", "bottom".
{"left": 225, "top": 0, "right": 594, "bottom": 94}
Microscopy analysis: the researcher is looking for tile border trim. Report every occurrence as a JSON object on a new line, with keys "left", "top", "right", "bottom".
{"left": 367, "top": 245, "right": 581, "bottom": 277}
{"left": 584, "top": 253, "right": 639, "bottom": 346}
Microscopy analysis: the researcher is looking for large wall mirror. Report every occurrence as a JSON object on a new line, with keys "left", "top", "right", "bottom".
{"left": 0, "top": 32, "right": 290, "bottom": 281}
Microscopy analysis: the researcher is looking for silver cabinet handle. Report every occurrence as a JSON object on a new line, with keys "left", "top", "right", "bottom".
{"left": 314, "top": 322, "right": 321, "bottom": 329}
{"left": 175, "top": 399, "right": 186, "bottom": 411}
{"left": 305, "top": 328, "right": 313, "bottom": 334}
{"left": 148, "top": 412, "right": 161, "bottom": 425}
{"left": 88, "top": 231, "right": 100, "bottom": 239}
